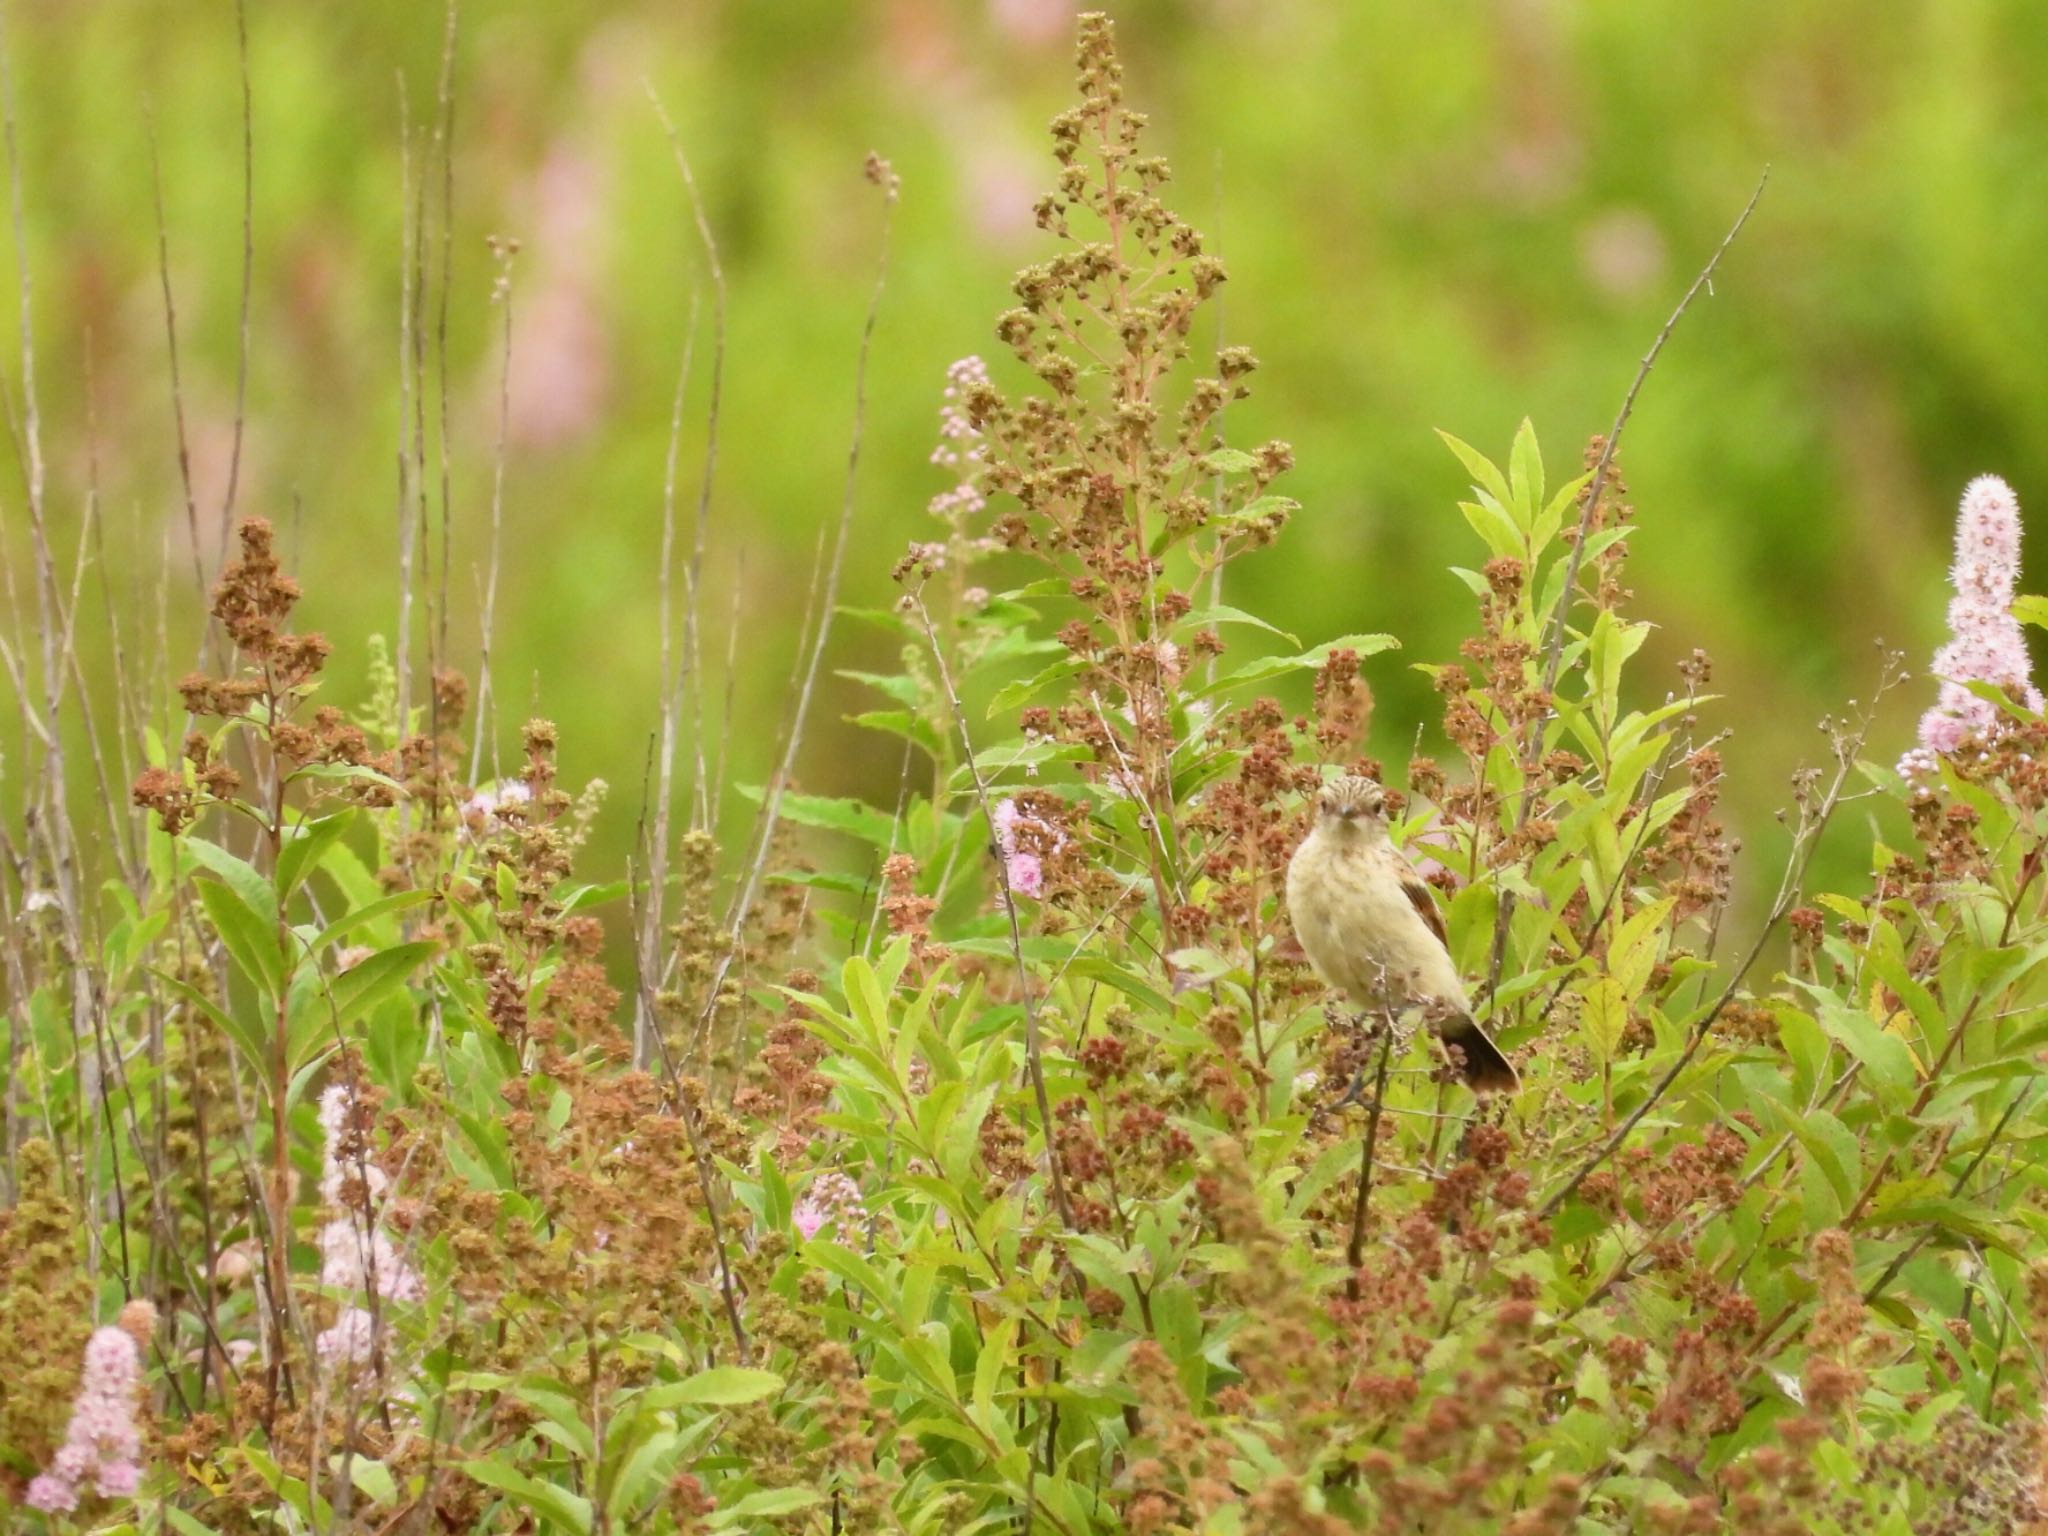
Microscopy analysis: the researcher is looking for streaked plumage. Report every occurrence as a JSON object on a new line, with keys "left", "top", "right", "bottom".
{"left": 1285, "top": 775, "right": 1518, "bottom": 1092}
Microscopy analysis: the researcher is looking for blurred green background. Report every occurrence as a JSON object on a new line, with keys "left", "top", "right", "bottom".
{"left": 6, "top": 0, "right": 2045, "bottom": 908}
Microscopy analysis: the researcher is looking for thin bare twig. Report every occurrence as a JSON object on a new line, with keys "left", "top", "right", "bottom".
{"left": 217, "top": 0, "right": 254, "bottom": 563}
{"left": 705, "top": 155, "right": 896, "bottom": 1025}
{"left": 637, "top": 295, "right": 700, "bottom": 1064}
{"left": 1344, "top": 1020, "right": 1395, "bottom": 1301}
{"left": 470, "top": 240, "right": 516, "bottom": 785}
{"left": 1538, "top": 169, "right": 1769, "bottom": 693}
{"left": 1482, "top": 170, "right": 1769, "bottom": 1007}
{"left": 910, "top": 588, "right": 1076, "bottom": 1234}
{"left": 645, "top": 85, "right": 725, "bottom": 832}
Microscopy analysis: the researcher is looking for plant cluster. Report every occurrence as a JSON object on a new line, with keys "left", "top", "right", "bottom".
{"left": 5, "top": 13, "right": 2048, "bottom": 1535}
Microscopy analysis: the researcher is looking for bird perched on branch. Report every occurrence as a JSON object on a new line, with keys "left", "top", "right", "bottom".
{"left": 1285, "top": 774, "right": 1518, "bottom": 1092}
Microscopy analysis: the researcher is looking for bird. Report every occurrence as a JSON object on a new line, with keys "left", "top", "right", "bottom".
{"left": 1285, "top": 774, "right": 1519, "bottom": 1092}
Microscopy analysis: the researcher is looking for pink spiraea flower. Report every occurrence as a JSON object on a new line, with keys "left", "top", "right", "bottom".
{"left": 1902, "top": 475, "right": 2042, "bottom": 775}
{"left": 316, "top": 1081, "right": 419, "bottom": 1375}
{"left": 929, "top": 357, "right": 991, "bottom": 520}
{"left": 991, "top": 798, "right": 1061, "bottom": 899}
{"left": 793, "top": 1171, "right": 866, "bottom": 1241}
{"left": 26, "top": 1307, "right": 154, "bottom": 1512}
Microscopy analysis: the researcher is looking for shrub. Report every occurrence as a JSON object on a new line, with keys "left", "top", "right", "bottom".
{"left": 4, "top": 12, "right": 2046, "bottom": 1534}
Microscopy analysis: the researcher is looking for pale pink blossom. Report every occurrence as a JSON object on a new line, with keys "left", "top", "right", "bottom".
{"left": 929, "top": 357, "right": 991, "bottom": 520}
{"left": 462, "top": 778, "right": 531, "bottom": 825}
{"left": 319, "top": 1218, "right": 422, "bottom": 1303}
{"left": 1006, "top": 852, "right": 1044, "bottom": 898}
{"left": 1903, "top": 475, "right": 2041, "bottom": 775}
{"left": 316, "top": 1081, "right": 419, "bottom": 1382}
{"left": 992, "top": 798, "right": 1059, "bottom": 899}
{"left": 26, "top": 1320, "right": 149, "bottom": 1510}
{"left": 793, "top": 1171, "right": 865, "bottom": 1241}
{"left": 316, "top": 1306, "right": 378, "bottom": 1370}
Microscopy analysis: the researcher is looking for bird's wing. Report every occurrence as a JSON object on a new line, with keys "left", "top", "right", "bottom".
{"left": 1398, "top": 863, "right": 1449, "bottom": 951}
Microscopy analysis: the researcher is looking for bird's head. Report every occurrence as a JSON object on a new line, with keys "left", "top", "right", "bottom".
{"left": 1316, "top": 774, "right": 1389, "bottom": 838}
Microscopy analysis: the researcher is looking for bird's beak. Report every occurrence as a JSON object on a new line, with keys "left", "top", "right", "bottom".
{"left": 1338, "top": 806, "right": 1357, "bottom": 821}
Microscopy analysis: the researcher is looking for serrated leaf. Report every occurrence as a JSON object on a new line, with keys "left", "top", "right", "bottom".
{"left": 1580, "top": 975, "right": 1628, "bottom": 1064}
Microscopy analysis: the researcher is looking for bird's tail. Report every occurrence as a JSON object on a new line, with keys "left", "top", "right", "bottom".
{"left": 1441, "top": 1013, "right": 1519, "bottom": 1093}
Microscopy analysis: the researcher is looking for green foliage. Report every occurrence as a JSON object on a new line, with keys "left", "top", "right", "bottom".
{"left": 5, "top": 13, "right": 2048, "bottom": 1536}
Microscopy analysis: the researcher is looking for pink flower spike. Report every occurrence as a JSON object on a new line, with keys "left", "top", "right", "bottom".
{"left": 1006, "top": 851, "right": 1044, "bottom": 898}
{"left": 26, "top": 1472, "right": 79, "bottom": 1513}
{"left": 1912, "top": 474, "right": 2038, "bottom": 762}
{"left": 28, "top": 1320, "right": 148, "bottom": 1509}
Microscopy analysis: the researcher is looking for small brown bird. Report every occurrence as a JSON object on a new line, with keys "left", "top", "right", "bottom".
{"left": 1285, "top": 774, "right": 1518, "bottom": 1092}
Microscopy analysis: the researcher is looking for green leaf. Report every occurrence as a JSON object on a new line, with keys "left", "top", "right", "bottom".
{"left": 2012, "top": 594, "right": 2048, "bottom": 630}
{"left": 1508, "top": 416, "right": 1545, "bottom": 522}
{"left": 463, "top": 1462, "right": 592, "bottom": 1534}
{"left": 562, "top": 881, "right": 630, "bottom": 913}
{"left": 603, "top": 1427, "right": 680, "bottom": 1522}
{"left": 291, "top": 760, "right": 407, "bottom": 793}
{"left": 342, "top": 1456, "right": 398, "bottom": 1507}
{"left": 1195, "top": 633, "right": 1398, "bottom": 697}
{"left": 987, "top": 655, "right": 1089, "bottom": 717}
{"left": 734, "top": 785, "right": 897, "bottom": 848}
{"left": 1580, "top": 976, "right": 1629, "bottom": 1064}
{"left": 836, "top": 668, "right": 925, "bottom": 707}
{"left": 197, "top": 877, "right": 286, "bottom": 999}
{"left": 1437, "top": 429, "right": 1512, "bottom": 509}
{"left": 312, "top": 889, "right": 435, "bottom": 953}
{"left": 849, "top": 709, "right": 944, "bottom": 757}
{"left": 1610, "top": 897, "right": 1675, "bottom": 999}
{"left": 156, "top": 973, "right": 269, "bottom": 1079}
{"left": 1179, "top": 604, "right": 1299, "bottom": 647}
{"left": 288, "top": 942, "right": 432, "bottom": 1068}
{"left": 184, "top": 840, "right": 277, "bottom": 922}
{"left": 277, "top": 812, "right": 354, "bottom": 901}
{"left": 715, "top": 1488, "right": 825, "bottom": 1522}
{"left": 638, "top": 1366, "right": 785, "bottom": 1410}
{"left": 1813, "top": 996, "right": 1919, "bottom": 1099}
{"left": 1202, "top": 446, "right": 1260, "bottom": 474}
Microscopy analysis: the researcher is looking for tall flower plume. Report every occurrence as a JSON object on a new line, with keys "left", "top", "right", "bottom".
{"left": 1900, "top": 475, "right": 2041, "bottom": 776}
{"left": 315, "top": 1080, "right": 421, "bottom": 1373}
{"left": 25, "top": 1302, "right": 156, "bottom": 1512}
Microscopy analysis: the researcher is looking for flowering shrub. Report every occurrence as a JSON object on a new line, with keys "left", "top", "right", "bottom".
{"left": 5, "top": 12, "right": 2048, "bottom": 1535}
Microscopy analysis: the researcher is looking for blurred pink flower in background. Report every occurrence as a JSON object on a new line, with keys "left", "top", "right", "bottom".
{"left": 987, "top": 0, "right": 1073, "bottom": 50}
{"left": 504, "top": 147, "right": 612, "bottom": 450}
{"left": 1578, "top": 208, "right": 1667, "bottom": 302}
{"left": 1901, "top": 474, "right": 2041, "bottom": 776}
